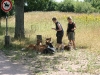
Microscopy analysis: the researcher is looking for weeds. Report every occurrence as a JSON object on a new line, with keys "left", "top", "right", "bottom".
{"left": 0, "top": 12, "right": 100, "bottom": 75}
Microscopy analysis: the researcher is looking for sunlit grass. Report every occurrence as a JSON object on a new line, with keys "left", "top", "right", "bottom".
{"left": 0, "top": 12, "right": 100, "bottom": 75}
{"left": 1, "top": 11, "right": 100, "bottom": 51}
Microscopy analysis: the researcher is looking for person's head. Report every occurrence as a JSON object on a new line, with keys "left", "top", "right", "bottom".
{"left": 52, "top": 17, "right": 57, "bottom": 23}
{"left": 67, "top": 17, "right": 72, "bottom": 23}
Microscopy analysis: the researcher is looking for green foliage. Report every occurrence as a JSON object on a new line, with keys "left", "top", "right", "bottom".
{"left": 85, "top": 0, "right": 100, "bottom": 12}
{"left": 24, "top": 0, "right": 57, "bottom": 12}
{"left": 0, "top": 0, "right": 100, "bottom": 17}
{"left": 0, "top": 0, "right": 6, "bottom": 17}
{"left": 46, "top": 1, "right": 58, "bottom": 11}
{"left": 74, "top": 2, "right": 95, "bottom": 13}
{"left": 58, "top": 0, "right": 74, "bottom": 12}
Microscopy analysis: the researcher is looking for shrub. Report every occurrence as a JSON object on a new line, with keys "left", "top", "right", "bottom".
{"left": 74, "top": 2, "right": 96, "bottom": 13}
{"left": 58, "top": 0, "right": 74, "bottom": 12}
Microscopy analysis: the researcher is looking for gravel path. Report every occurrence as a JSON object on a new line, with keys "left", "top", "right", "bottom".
{"left": 0, "top": 52, "right": 29, "bottom": 75}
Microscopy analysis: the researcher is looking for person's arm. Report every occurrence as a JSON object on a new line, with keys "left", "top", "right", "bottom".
{"left": 66, "top": 24, "right": 69, "bottom": 36}
{"left": 72, "top": 23, "right": 76, "bottom": 31}
{"left": 67, "top": 25, "right": 68, "bottom": 32}
{"left": 52, "top": 28, "right": 56, "bottom": 30}
{"left": 56, "top": 23, "right": 62, "bottom": 31}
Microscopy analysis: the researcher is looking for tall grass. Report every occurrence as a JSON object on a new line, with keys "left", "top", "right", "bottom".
{"left": 1, "top": 12, "right": 100, "bottom": 52}
{"left": 1, "top": 12, "right": 100, "bottom": 75}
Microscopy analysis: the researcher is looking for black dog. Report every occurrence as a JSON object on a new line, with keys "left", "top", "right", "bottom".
{"left": 43, "top": 38, "right": 55, "bottom": 54}
{"left": 64, "top": 43, "right": 72, "bottom": 51}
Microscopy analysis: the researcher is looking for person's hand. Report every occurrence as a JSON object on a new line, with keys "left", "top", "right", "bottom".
{"left": 52, "top": 28, "right": 56, "bottom": 30}
{"left": 71, "top": 28, "right": 74, "bottom": 31}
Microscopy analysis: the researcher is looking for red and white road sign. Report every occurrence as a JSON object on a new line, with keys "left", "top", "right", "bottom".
{"left": 1, "top": 0, "right": 12, "bottom": 12}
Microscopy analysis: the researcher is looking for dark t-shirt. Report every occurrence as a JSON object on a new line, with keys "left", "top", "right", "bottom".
{"left": 67, "top": 22, "right": 76, "bottom": 33}
{"left": 55, "top": 22, "right": 64, "bottom": 36}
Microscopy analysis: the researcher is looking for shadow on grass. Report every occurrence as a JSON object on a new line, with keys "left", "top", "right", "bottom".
{"left": 0, "top": 37, "right": 68, "bottom": 74}
{"left": 31, "top": 53, "right": 69, "bottom": 74}
{"left": 78, "top": 46, "right": 88, "bottom": 49}
{"left": 0, "top": 27, "right": 5, "bottom": 35}
{"left": 0, "top": 37, "right": 36, "bottom": 49}
{"left": 0, "top": 26, "right": 14, "bottom": 35}
{"left": 0, "top": 40, "right": 74, "bottom": 75}
{"left": 0, "top": 37, "right": 39, "bottom": 61}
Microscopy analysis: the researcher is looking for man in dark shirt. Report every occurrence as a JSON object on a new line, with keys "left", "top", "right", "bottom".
{"left": 67, "top": 17, "right": 77, "bottom": 50}
{"left": 52, "top": 17, "right": 64, "bottom": 51}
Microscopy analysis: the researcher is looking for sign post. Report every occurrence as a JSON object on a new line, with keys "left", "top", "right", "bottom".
{"left": 1, "top": 0, "right": 12, "bottom": 47}
{"left": 6, "top": 13, "right": 8, "bottom": 36}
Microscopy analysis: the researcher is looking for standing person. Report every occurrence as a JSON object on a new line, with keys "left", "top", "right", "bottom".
{"left": 67, "top": 17, "right": 77, "bottom": 50}
{"left": 52, "top": 17, "right": 64, "bottom": 51}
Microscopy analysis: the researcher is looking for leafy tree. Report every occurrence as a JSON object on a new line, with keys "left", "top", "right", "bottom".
{"left": 26, "top": 0, "right": 46, "bottom": 11}
{"left": 74, "top": 2, "right": 95, "bottom": 13}
{"left": 0, "top": 0, "right": 6, "bottom": 27}
{"left": 24, "top": 0, "right": 58, "bottom": 12}
{"left": 58, "top": 0, "right": 74, "bottom": 12}
{"left": 85, "top": 0, "right": 100, "bottom": 10}
{"left": 47, "top": 1, "right": 58, "bottom": 11}
{"left": 0, "top": 0, "right": 6, "bottom": 16}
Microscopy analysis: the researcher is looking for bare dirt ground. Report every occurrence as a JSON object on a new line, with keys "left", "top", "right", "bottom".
{"left": 1, "top": 49, "right": 100, "bottom": 75}
{"left": 0, "top": 51, "right": 30, "bottom": 75}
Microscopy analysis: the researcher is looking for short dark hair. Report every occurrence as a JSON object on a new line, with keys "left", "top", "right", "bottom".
{"left": 52, "top": 17, "right": 57, "bottom": 21}
{"left": 67, "top": 17, "right": 72, "bottom": 20}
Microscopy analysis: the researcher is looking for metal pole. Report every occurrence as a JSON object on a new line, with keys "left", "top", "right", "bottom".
{"left": 4, "top": 13, "right": 10, "bottom": 47}
{"left": 0, "top": 10, "right": 1, "bottom": 28}
{"left": 6, "top": 13, "right": 8, "bottom": 36}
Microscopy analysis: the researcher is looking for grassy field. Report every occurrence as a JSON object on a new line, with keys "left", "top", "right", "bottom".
{"left": 0, "top": 12, "right": 100, "bottom": 75}
{"left": 1, "top": 11, "right": 100, "bottom": 50}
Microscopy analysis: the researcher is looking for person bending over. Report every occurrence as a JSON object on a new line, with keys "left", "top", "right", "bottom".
{"left": 52, "top": 17, "right": 64, "bottom": 51}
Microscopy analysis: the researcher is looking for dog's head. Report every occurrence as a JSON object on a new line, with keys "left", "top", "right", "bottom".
{"left": 46, "top": 38, "right": 54, "bottom": 48}
{"left": 37, "top": 39, "right": 42, "bottom": 45}
{"left": 64, "top": 46, "right": 70, "bottom": 51}
{"left": 64, "top": 42, "right": 72, "bottom": 51}
{"left": 46, "top": 38, "right": 51, "bottom": 45}
{"left": 46, "top": 38, "right": 51, "bottom": 43}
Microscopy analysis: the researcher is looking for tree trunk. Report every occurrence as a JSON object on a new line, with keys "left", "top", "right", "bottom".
{"left": 14, "top": 0, "right": 25, "bottom": 39}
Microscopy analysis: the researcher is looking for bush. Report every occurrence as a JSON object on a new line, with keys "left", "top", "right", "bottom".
{"left": 58, "top": 0, "right": 74, "bottom": 12}
{"left": 74, "top": 2, "right": 96, "bottom": 13}
{"left": 25, "top": 0, "right": 58, "bottom": 12}
{"left": 46, "top": 1, "right": 58, "bottom": 11}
